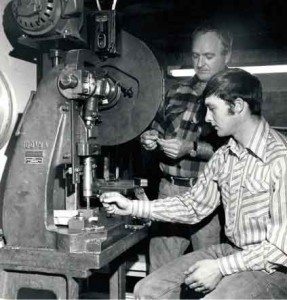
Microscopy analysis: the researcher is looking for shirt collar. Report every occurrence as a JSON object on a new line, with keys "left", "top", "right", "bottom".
{"left": 180, "top": 76, "right": 207, "bottom": 96}
{"left": 226, "top": 118, "right": 269, "bottom": 162}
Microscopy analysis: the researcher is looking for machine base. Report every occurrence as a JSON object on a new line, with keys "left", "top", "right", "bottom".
{"left": 0, "top": 224, "right": 147, "bottom": 299}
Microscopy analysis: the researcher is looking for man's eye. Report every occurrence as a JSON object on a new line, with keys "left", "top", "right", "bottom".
{"left": 192, "top": 54, "right": 199, "bottom": 59}
{"left": 206, "top": 55, "right": 214, "bottom": 60}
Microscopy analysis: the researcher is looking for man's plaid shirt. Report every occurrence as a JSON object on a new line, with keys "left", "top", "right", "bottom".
{"left": 151, "top": 76, "right": 222, "bottom": 178}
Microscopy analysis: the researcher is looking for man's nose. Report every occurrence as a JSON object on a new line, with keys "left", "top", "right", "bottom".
{"left": 205, "top": 110, "right": 211, "bottom": 123}
{"left": 197, "top": 56, "right": 205, "bottom": 67}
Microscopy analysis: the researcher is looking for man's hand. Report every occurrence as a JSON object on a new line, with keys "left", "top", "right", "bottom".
{"left": 140, "top": 130, "right": 159, "bottom": 151}
{"left": 184, "top": 259, "right": 223, "bottom": 294}
{"left": 100, "top": 192, "right": 133, "bottom": 216}
{"left": 157, "top": 138, "right": 194, "bottom": 159}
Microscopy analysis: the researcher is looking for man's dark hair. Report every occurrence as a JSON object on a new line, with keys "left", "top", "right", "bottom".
{"left": 191, "top": 22, "right": 233, "bottom": 55}
{"left": 202, "top": 68, "right": 263, "bottom": 116}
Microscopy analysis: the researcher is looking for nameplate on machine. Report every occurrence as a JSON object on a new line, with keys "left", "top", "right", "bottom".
{"left": 23, "top": 140, "right": 48, "bottom": 164}
{"left": 24, "top": 150, "right": 44, "bottom": 164}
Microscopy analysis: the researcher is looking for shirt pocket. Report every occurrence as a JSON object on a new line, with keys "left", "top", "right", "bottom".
{"left": 241, "top": 176, "right": 270, "bottom": 221}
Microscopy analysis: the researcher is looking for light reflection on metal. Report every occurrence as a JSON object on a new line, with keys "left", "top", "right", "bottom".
{"left": 0, "top": 71, "right": 14, "bottom": 149}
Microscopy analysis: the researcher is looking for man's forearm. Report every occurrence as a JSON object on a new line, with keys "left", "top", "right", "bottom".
{"left": 217, "top": 252, "right": 248, "bottom": 276}
{"left": 130, "top": 195, "right": 213, "bottom": 224}
{"left": 217, "top": 241, "right": 287, "bottom": 276}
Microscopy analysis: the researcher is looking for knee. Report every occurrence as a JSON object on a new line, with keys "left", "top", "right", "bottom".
{"left": 133, "top": 274, "right": 167, "bottom": 299}
{"left": 133, "top": 272, "right": 182, "bottom": 300}
{"left": 134, "top": 276, "right": 153, "bottom": 299}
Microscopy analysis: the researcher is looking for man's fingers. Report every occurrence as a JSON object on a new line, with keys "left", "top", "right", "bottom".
{"left": 163, "top": 152, "right": 176, "bottom": 159}
{"left": 158, "top": 139, "right": 175, "bottom": 146}
{"left": 105, "top": 204, "right": 116, "bottom": 214}
{"left": 100, "top": 197, "right": 114, "bottom": 204}
{"left": 158, "top": 141, "right": 180, "bottom": 157}
{"left": 157, "top": 139, "right": 173, "bottom": 147}
{"left": 142, "top": 139, "right": 158, "bottom": 150}
{"left": 144, "top": 141, "right": 157, "bottom": 149}
{"left": 142, "top": 134, "right": 158, "bottom": 143}
{"left": 194, "top": 286, "right": 209, "bottom": 293}
{"left": 102, "top": 202, "right": 114, "bottom": 210}
{"left": 144, "top": 138, "right": 157, "bottom": 144}
{"left": 187, "top": 281, "right": 201, "bottom": 289}
{"left": 184, "top": 263, "right": 198, "bottom": 275}
{"left": 100, "top": 192, "right": 120, "bottom": 203}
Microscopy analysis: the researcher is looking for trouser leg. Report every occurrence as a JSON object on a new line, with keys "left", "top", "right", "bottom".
{"left": 149, "top": 179, "right": 223, "bottom": 273}
{"left": 135, "top": 243, "right": 237, "bottom": 300}
{"left": 135, "top": 248, "right": 212, "bottom": 299}
{"left": 149, "top": 222, "right": 190, "bottom": 273}
{"left": 190, "top": 207, "right": 223, "bottom": 251}
{"left": 204, "top": 269, "right": 287, "bottom": 299}
{"left": 148, "top": 212, "right": 222, "bottom": 273}
{"left": 149, "top": 179, "right": 191, "bottom": 273}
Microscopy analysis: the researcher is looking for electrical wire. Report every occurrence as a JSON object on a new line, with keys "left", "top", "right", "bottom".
{"left": 112, "top": 0, "right": 118, "bottom": 10}
{"left": 96, "top": 0, "right": 102, "bottom": 11}
{"left": 95, "top": 0, "right": 118, "bottom": 11}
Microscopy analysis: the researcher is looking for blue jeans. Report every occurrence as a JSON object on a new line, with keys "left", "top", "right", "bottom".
{"left": 149, "top": 178, "right": 223, "bottom": 273}
{"left": 135, "top": 243, "right": 287, "bottom": 299}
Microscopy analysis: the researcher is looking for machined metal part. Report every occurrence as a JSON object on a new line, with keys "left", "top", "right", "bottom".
{"left": 61, "top": 30, "right": 163, "bottom": 146}
{"left": 58, "top": 67, "right": 122, "bottom": 110}
{"left": 77, "top": 142, "right": 100, "bottom": 156}
{"left": 58, "top": 68, "right": 98, "bottom": 100}
{"left": 83, "top": 156, "right": 95, "bottom": 198}
{"left": 93, "top": 178, "right": 147, "bottom": 193}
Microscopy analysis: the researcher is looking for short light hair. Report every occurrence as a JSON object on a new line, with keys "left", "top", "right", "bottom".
{"left": 191, "top": 22, "right": 233, "bottom": 55}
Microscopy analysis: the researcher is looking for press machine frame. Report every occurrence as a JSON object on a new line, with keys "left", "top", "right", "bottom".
{"left": 0, "top": 1, "right": 163, "bottom": 298}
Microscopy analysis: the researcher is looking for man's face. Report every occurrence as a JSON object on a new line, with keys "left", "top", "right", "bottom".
{"left": 192, "top": 32, "right": 229, "bottom": 82}
{"left": 205, "top": 95, "right": 235, "bottom": 137}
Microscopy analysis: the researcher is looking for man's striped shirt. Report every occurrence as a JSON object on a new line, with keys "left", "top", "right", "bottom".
{"left": 132, "top": 119, "right": 287, "bottom": 275}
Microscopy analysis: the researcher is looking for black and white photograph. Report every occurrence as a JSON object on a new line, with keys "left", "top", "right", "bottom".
{"left": 1, "top": 0, "right": 287, "bottom": 299}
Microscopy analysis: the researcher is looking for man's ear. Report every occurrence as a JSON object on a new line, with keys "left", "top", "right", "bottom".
{"left": 233, "top": 97, "right": 245, "bottom": 113}
{"left": 224, "top": 51, "right": 231, "bottom": 64}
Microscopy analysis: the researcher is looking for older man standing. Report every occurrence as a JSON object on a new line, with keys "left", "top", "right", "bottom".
{"left": 140, "top": 23, "right": 232, "bottom": 272}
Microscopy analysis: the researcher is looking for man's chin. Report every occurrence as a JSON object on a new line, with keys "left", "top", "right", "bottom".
{"left": 214, "top": 129, "right": 223, "bottom": 136}
{"left": 197, "top": 73, "right": 211, "bottom": 82}
{"left": 216, "top": 131, "right": 228, "bottom": 137}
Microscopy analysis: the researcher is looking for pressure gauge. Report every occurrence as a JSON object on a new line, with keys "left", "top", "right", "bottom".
{"left": 11, "top": 0, "right": 62, "bottom": 36}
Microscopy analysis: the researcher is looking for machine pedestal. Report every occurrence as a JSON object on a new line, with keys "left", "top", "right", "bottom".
{"left": 0, "top": 226, "right": 147, "bottom": 299}
{"left": 0, "top": 271, "right": 79, "bottom": 299}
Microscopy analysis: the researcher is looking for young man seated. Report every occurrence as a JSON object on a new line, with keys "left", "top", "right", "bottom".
{"left": 101, "top": 68, "right": 287, "bottom": 299}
